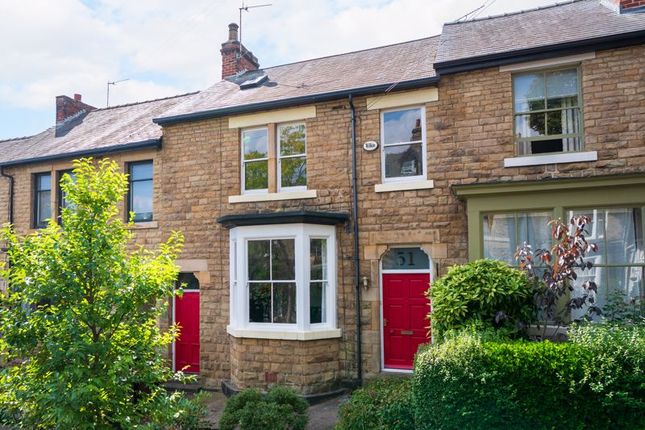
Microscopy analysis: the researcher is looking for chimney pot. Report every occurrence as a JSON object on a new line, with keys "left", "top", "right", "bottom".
{"left": 74, "top": 93, "right": 82, "bottom": 101}
{"left": 228, "top": 23, "right": 239, "bottom": 42}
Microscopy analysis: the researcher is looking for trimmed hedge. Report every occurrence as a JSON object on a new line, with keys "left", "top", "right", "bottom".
{"left": 413, "top": 325, "right": 645, "bottom": 430}
{"left": 336, "top": 377, "right": 414, "bottom": 430}
{"left": 428, "top": 259, "right": 534, "bottom": 339}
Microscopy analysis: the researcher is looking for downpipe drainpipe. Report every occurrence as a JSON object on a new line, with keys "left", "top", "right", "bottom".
{"left": 0, "top": 167, "right": 14, "bottom": 225}
{"left": 349, "top": 94, "right": 363, "bottom": 386}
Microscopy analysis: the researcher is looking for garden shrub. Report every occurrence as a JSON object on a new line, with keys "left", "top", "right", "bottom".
{"left": 219, "top": 386, "right": 309, "bottom": 430}
{"left": 428, "top": 259, "right": 534, "bottom": 339}
{"left": 413, "top": 328, "right": 645, "bottom": 430}
{"left": 336, "top": 377, "right": 414, "bottom": 430}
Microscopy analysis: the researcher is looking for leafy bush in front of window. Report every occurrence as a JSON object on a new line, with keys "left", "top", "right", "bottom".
{"left": 336, "top": 377, "right": 415, "bottom": 430}
{"left": 412, "top": 328, "right": 645, "bottom": 430}
{"left": 427, "top": 259, "right": 535, "bottom": 339}
{"left": 219, "top": 386, "right": 309, "bottom": 430}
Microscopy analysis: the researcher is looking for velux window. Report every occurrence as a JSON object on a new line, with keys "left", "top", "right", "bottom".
{"left": 381, "top": 107, "right": 426, "bottom": 182}
{"left": 229, "top": 224, "right": 336, "bottom": 334}
{"left": 513, "top": 67, "right": 582, "bottom": 155}
{"left": 33, "top": 172, "right": 51, "bottom": 228}
{"left": 127, "top": 161, "right": 153, "bottom": 222}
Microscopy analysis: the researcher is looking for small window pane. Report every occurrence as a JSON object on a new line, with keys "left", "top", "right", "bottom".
{"left": 605, "top": 208, "right": 644, "bottom": 264}
{"left": 546, "top": 69, "right": 578, "bottom": 109}
{"left": 243, "top": 129, "right": 268, "bottom": 160}
{"left": 272, "top": 239, "right": 295, "bottom": 280}
{"left": 310, "top": 281, "right": 326, "bottom": 324}
{"left": 384, "top": 143, "right": 423, "bottom": 178}
{"left": 569, "top": 209, "right": 604, "bottom": 264}
{"left": 483, "top": 213, "right": 517, "bottom": 264}
{"left": 273, "top": 282, "right": 296, "bottom": 323}
{"left": 131, "top": 162, "right": 153, "bottom": 180}
{"left": 38, "top": 190, "right": 51, "bottom": 225}
{"left": 249, "top": 283, "right": 271, "bottom": 323}
{"left": 280, "top": 156, "right": 307, "bottom": 188}
{"left": 515, "top": 113, "right": 545, "bottom": 138}
{"left": 131, "top": 180, "right": 153, "bottom": 222}
{"left": 310, "top": 239, "right": 327, "bottom": 280}
{"left": 279, "top": 124, "right": 306, "bottom": 156}
{"left": 513, "top": 73, "right": 545, "bottom": 112}
{"left": 244, "top": 160, "right": 268, "bottom": 191}
{"left": 383, "top": 108, "right": 422, "bottom": 144}
{"left": 248, "top": 240, "right": 270, "bottom": 280}
{"left": 382, "top": 248, "right": 430, "bottom": 271}
{"left": 39, "top": 174, "right": 51, "bottom": 190}
{"left": 35, "top": 173, "right": 52, "bottom": 228}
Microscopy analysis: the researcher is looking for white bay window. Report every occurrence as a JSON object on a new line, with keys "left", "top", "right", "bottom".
{"left": 227, "top": 223, "right": 339, "bottom": 340}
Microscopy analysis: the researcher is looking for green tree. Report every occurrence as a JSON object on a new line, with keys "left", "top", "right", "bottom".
{"left": 0, "top": 158, "right": 200, "bottom": 429}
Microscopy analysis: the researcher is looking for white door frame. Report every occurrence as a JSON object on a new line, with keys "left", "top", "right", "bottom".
{"left": 379, "top": 246, "right": 433, "bottom": 373}
{"left": 172, "top": 289, "right": 200, "bottom": 373}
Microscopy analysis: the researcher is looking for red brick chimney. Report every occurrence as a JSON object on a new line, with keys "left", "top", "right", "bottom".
{"left": 608, "top": 0, "right": 645, "bottom": 12}
{"left": 56, "top": 93, "right": 96, "bottom": 125}
{"left": 220, "top": 23, "right": 260, "bottom": 79}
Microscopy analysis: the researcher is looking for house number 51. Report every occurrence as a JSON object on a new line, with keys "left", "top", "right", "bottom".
{"left": 396, "top": 251, "right": 415, "bottom": 267}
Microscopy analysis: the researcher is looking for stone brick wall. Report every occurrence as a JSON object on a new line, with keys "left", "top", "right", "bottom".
{"left": 0, "top": 44, "right": 641, "bottom": 394}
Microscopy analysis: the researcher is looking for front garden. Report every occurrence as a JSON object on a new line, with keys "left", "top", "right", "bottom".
{"left": 337, "top": 216, "right": 644, "bottom": 430}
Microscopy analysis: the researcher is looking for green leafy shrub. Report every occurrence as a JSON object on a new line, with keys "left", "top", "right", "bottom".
{"left": 413, "top": 328, "right": 645, "bottom": 430}
{"left": 220, "top": 386, "right": 309, "bottom": 430}
{"left": 428, "top": 259, "right": 534, "bottom": 339}
{"left": 336, "top": 377, "right": 414, "bottom": 430}
{"left": 0, "top": 158, "right": 200, "bottom": 428}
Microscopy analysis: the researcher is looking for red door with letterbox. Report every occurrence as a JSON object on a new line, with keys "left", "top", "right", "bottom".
{"left": 382, "top": 273, "right": 431, "bottom": 370}
{"left": 174, "top": 291, "right": 200, "bottom": 373}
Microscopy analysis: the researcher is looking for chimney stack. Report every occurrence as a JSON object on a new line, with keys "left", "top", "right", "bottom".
{"left": 220, "top": 23, "right": 260, "bottom": 80}
{"left": 55, "top": 94, "right": 96, "bottom": 136}
{"left": 606, "top": 0, "right": 645, "bottom": 12}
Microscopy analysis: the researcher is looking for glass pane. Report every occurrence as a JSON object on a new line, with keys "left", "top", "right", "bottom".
{"left": 243, "top": 128, "right": 268, "bottom": 160}
{"left": 248, "top": 240, "right": 270, "bottom": 280}
{"left": 571, "top": 266, "right": 602, "bottom": 321}
{"left": 59, "top": 171, "right": 76, "bottom": 209}
{"left": 519, "top": 212, "right": 552, "bottom": 256}
{"left": 131, "top": 180, "right": 153, "bottom": 222}
{"left": 131, "top": 162, "right": 153, "bottom": 180}
{"left": 382, "top": 247, "right": 430, "bottom": 270}
{"left": 273, "top": 282, "right": 296, "bottom": 324}
{"left": 606, "top": 208, "right": 644, "bottom": 264}
{"left": 279, "top": 124, "right": 306, "bottom": 156}
{"left": 384, "top": 143, "right": 423, "bottom": 179}
{"left": 38, "top": 174, "right": 51, "bottom": 191}
{"left": 177, "top": 272, "right": 200, "bottom": 290}
{"left": 244, "top": 160, "right": 268, "bottom": 191}
{"left": 272, "top": 239, "right": 295, "bottom": 280}
{"left": 569, "top": 209, "right": 604, "bottom": 264}
{"left": 383, "top": 108, "right": 423, "bottom": 144}
{"left": 249, "top": 282, "right": 271, "bottom": 323}
{"left": 38, "top": 190, "right": 51, "bottom": 225}
{"left": 546, "top": 69, "right": 578, "bottom": 109}
{"left": 513, "top": 73, "right": 545, "bottom": 112}
{"left": 547, "top": 108, "right": 579, "bottom": 136}
{"left": 515, "top": 113, "right": 545, "bottom": 138}
{"left": 310, "top": 239, "right": 327, "bottom": 280}
{"left": 310, "top": 281, "right": 326, "bottom": 324}
{"left": 483, "top": 213, "right": 516, "bottom": 264}
{"left": 280, "top": 157, "right": 307, "bottom": 188}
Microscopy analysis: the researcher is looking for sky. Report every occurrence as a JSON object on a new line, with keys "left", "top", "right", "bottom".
{"left": 0, "top": 0, "right": 559, "bottom": 140}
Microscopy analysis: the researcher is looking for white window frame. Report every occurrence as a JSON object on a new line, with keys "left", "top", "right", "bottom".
{"left": 380, "top": 106, "right": 427, "bottom": 184}
{"left": 228, "top": 223, "right": 339, "bottom": 340}
{"left": 277, "top": 122, "right": 307, "bottom": 192}
{"left": 241, "top": 126, "right": 269, "bottom": 195}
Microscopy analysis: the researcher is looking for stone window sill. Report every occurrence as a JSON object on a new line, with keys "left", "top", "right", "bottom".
{"left": 504, "top": 151, "right": 597, "bottom": 168}
{"left": 130, "top": 220, "right": 158, "bottom": 230}
{"left": 228, "top": 189, "right": 317, "bottom": 203}
{"left": 374, "top": 180, "right": 435, "bottom": 193}
{"left": 226, "top": 326, "right": 341, "bottom": 341}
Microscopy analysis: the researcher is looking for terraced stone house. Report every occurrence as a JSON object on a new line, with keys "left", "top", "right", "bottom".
{"left": 1, "top": 0, "right": 643, "bottom": 394}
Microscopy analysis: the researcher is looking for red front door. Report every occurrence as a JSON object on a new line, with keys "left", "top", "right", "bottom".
{"left": 383, "top": 273, "right": 431, "bottom": 370}
{"left": 174, "top": 291, "right": 200, "bottom": 373}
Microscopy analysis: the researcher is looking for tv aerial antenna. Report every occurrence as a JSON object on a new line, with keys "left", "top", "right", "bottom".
{"left": 106, "top": 79, "right": 129, "bottom": 107}
{"left": 239, "top": 1, "right": 272, "bottom": 46}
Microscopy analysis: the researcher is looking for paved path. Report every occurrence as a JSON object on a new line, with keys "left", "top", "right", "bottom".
{"left": 203, "top": 391, "right": 346, "bottom": 429}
